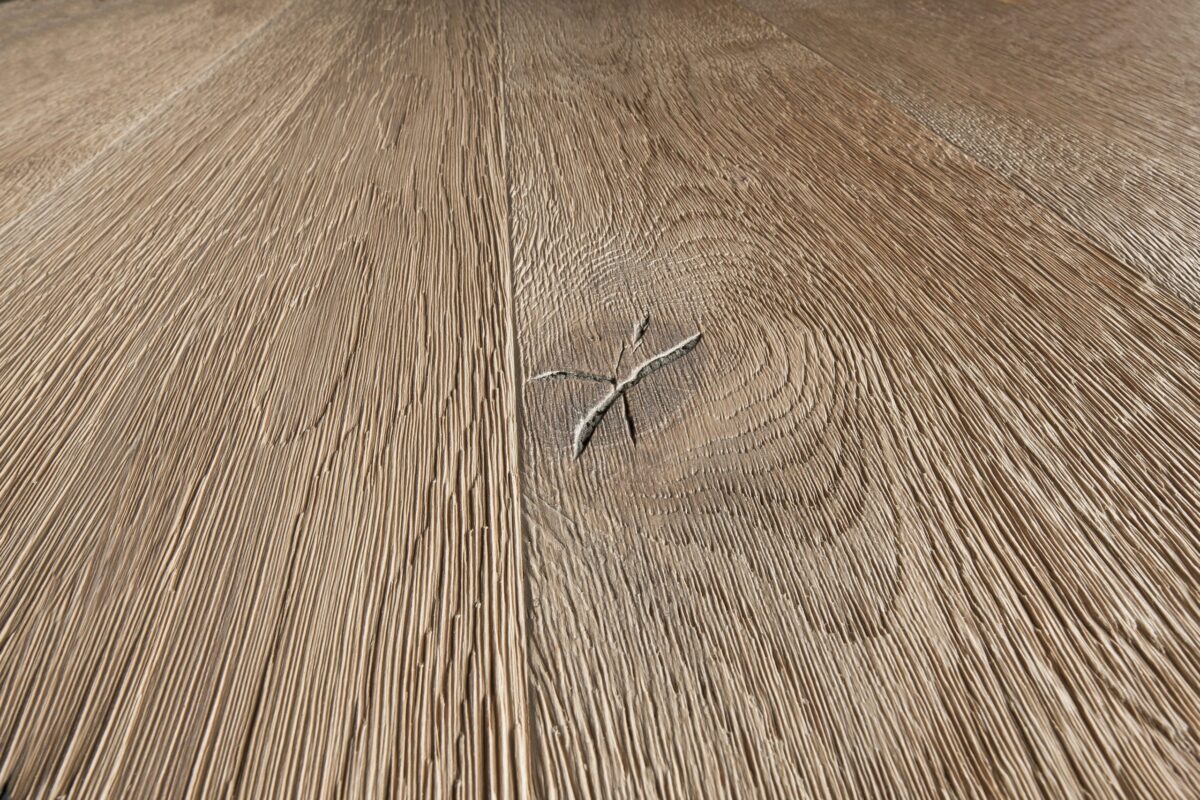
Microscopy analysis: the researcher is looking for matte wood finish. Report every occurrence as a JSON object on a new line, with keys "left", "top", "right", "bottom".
{"left": 0, "top": 0, "right": 529, "bottom": 796}
{"left": 743, "top": 0, "right": 1200, "bottom": 307}
{"left": 2, "top": 0, "right": 1200, "bottom": 797}
{"left": 0, "top": 0, "right": 286, "bottom": 227}
{"left": 504, "top": 2, "right": 1200, "bottom": 796}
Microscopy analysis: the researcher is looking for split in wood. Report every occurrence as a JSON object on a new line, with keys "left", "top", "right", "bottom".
{"left": 631, "top": 309, "right": 651, "bottom": 348}
{"left": 530, "top": 315, "right": 702, "bottom": 459}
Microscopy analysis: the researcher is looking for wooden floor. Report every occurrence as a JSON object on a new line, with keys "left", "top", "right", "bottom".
{"left": 2, "top": 0, "right": 1199, "bottom": 797}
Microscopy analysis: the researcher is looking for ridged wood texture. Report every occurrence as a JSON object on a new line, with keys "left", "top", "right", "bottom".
{"left": 504, "top": 0, "right": 1200, "bottom": 797}
{"left": 2, "top": 0, "right": 1200, "bottom": 797}
{"left": 0, "top": 0, "right": 529, "bottom": 797}
{"left": 0, "top": 0, "right": 287, "bottom": 228}
{"left": 743, "top": 0, "right": 1200, "bottom": 307}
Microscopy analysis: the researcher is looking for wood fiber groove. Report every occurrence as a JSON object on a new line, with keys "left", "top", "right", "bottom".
{"left": 501, "top": 0, "right": 1200, "bottom": 797}
{"left": 0, "top": 0, "right": 290, "bottom": 230}
{"left": 0, "top": 0, "right": 529, "bottom": 796}
{"left": 2, "top": 0, "right": 1200, "bottom": 797}
{"left": 739, "top": 0, "right": 1200, "bottom": 309}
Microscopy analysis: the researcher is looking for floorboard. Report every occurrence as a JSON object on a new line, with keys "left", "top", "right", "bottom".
{"left": 0, "top": 0, "right": 287, "bottom": 228}
{"left": 741, "top": 0, "right": 1200, "bottom": 307}
{"left": 0, "top": 0, "right": 529, "bottom": 796}
{"left": 2, "top": 0, "right": 1200, "bottom": 797}
{"left": 503, "top": 0, "right": 1200, "bottom": 796}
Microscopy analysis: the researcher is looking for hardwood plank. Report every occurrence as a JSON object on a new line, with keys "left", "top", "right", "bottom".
{"left": 502, "top": 0, "right": 1200, "bottom": 796}
{"left": 740, "top": 0, "right": 1200, "bottom": 307}
{"left": 0, "top": 0, "right": 529, "bottom": 796}
{"left": 0, "top": 0, "right": 286, "bottom": 228}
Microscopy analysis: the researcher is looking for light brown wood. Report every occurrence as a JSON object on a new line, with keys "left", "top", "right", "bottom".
{"left": 0, "top": 0, "right": 287, "bottom": 228}
{"left": 0, "top": 0, "right": 529, "bottom": 796}
{"left": 503, "top": 0, "right": 1200, "bottom": 796}
{"left": 741, "top": 0, "right": 1200, "bottom": 308}
{"left": 3, "top": 0, "right": 1200, "bottom": 796}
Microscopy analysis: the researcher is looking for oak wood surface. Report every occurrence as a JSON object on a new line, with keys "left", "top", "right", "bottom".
{"left": 0, "top": 0, "right": 287, "bottom": 228}
{"left": 0, "top": 0, "right": 529, "bottom": 796}
{"left": 741, "top": 0, "right": 1200, "bottom": 308}
{"left": 503, "top": 0, "right": 1200, "bottom": 796}
{"left": 1, "top": 0, "right": 1199, "bottom": 797}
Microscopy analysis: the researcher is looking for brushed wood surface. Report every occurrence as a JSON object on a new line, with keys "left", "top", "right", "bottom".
{"left": 0, "top": 0, "right": 529, "bottom": 796}
{"left": 0, "top": 0, "right": 287, "bottom": 228}
{"left": 741, "top": 0, "right": 1200, "bottom": 308}
{"left": 503, "top": 0, "right": 1200, "bottom": 797}
{"left": 2, "top": 0, "right": 1200, "bottom": 797}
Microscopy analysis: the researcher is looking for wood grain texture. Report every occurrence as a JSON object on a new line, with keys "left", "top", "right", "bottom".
{"left": 502, "top": 0, "right": 1200, "bottom": 796}
{"left": 0, "top": 0, "right": 287, "bottom": 228}
{"left": 740, "top": 0, "right": 1200, "bottom": 308}
{"left": 0, "top": 0, "right": 529, "bottom": 797}
{"left": 5, "top": 0, "right": 1200, "bottom": 796}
